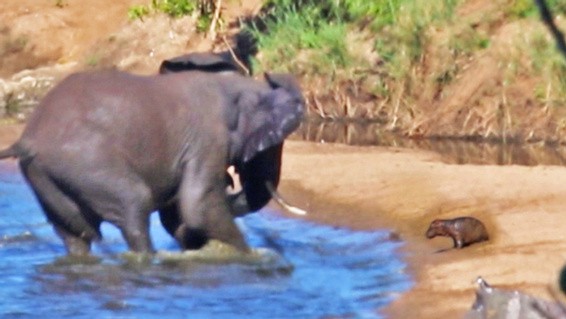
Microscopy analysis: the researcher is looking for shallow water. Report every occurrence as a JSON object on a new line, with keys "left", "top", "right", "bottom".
{"left": 0, "top": 162, "right": 411, "bottom": 319}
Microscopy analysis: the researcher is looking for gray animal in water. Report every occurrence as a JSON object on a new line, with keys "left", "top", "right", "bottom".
{"left": 425, "top": 216, "right": 489, "bottom": 249}
{"left": 0, "top": 69, "right": 304, "bottom": 256}
{"left": 158, "top": 50, "right": 306, "bottom": 217}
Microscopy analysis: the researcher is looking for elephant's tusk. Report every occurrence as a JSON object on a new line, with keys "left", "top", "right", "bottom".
{"left": 265, "top": 182, "right": 307, "bottom": 216}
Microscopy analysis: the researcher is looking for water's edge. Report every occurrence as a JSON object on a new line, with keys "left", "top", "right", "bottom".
{"left": 0, "top": 162, "right": 412, "bottom": 319}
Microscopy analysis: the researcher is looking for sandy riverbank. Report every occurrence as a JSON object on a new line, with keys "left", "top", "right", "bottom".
{"left": 279, "top": 139, "right": 566, "bottom": 318}
{"left": 2, "top": 123, "right": 566, "bottom": 317}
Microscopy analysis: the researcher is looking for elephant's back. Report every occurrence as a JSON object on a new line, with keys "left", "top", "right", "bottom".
{"left": 23, "top": 71, "right": 160, "bottom": 141}
{"left": 20, "top": 71, "right": 178, "bottom": 168}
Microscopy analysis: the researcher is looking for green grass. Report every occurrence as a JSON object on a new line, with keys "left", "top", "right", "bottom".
{"left": 251, "top": 7, "right": 351, "bottom": 75}
{"left": 128, "top": 0, "right": 218, "bottom": 32}
{"left": 129, "top": 0, "right": 197, "bottom": 20}
{"left": 509, "top": 0, "right": 566, "bottom": 18}
{"left": 251, "top": 0, "right": 461, "bottom": 86}
{"left": 528, "top": 30, "right": 566, "bottom": 103}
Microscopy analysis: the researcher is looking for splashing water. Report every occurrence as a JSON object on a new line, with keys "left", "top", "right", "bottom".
{"left": 0, "top": 162, "right": 411, "bottom": 319}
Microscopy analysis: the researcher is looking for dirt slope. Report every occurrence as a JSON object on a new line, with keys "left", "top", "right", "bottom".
{"left": 0, "top": 0, "right": 145, "bottom": 76}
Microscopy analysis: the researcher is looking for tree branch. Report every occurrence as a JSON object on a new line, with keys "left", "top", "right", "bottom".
{"left": 208, "top": 0, "right": 222, "bottom": 40}
{"left": 534, "top": 0, "right": 566, "bottom": 60}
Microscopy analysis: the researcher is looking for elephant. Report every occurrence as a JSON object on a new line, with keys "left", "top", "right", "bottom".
{"left": 159, "top": 32, "right": 255, "bottom": 76}
{"left": 158, "top": 51, "right": 304, "bottom": 218}
{"left": 0, "top": 69, "right": 304, "bottom": 256}
{"left": 159, "top": 51, "right": 247, "bottom": 75}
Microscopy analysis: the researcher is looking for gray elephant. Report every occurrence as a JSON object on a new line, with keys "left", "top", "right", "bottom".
{"left": 159, "top": 32, "right": 255, "bottom": 76}
{"left": 159, "top": 51, "right": 247, "bottom": 75}
{"left": 158, "top": 51, "right": 299, "bottom": 218}
{"left": 0, "top": 69, "right": 304, "bottom": 256}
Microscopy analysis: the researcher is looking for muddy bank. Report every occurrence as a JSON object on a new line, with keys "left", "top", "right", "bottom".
{"left": 3, "top": 123, "right": 566, "bottom": 317}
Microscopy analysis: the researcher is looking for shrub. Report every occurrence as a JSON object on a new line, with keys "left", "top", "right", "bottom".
{"left": 128, "top": 0, "right": 217, "bottom": 32}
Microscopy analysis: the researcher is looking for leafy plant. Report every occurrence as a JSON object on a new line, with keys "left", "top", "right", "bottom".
{"left": 128, "top": 0, "right": 220, "bottom": 35}
{"left": 128, "top": 0, "right": 198, "bottom": 21}
{"left": 509, "top": 0, "right": 566, "bottom": 18}
{"left": 151, "top": 0, "right": 196, "bottom": 17}
{"left": 128, "top": 5, "right": 151, "bottom": 21}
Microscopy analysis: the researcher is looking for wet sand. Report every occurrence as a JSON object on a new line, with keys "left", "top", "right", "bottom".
{"left": 2, "top": 124, "right": 566, "bottom": 317}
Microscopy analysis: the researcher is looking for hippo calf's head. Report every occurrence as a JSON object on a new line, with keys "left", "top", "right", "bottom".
{"left": 425, "top": 219, "right": 448, "bottom": 238}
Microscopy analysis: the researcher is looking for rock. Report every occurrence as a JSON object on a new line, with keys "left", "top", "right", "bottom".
{"left": 0, "top": 62, "right": 75, "bottom": 118}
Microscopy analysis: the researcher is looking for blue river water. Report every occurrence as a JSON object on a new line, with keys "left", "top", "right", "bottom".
{"left": 0, "top": 162, "right": 411, "bottom": 319}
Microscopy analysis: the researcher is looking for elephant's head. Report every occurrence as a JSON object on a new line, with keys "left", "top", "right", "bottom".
{"left": 229, "top": 73, "right": 303, "bottom": 162}
{"left": 159, "top": 51, "right": 303, "bottom": 217}
{"left": 227, "top": 73, "right": 305, "bottom": 215}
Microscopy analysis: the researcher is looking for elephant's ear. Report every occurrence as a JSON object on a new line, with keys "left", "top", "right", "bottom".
{"left": 159, "top": 52, "right": 239, "bottom": 74}
{"left": 241, "top": 73, "right": 305, "bottom": 162}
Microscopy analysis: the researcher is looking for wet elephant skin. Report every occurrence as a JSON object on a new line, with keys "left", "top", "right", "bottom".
{"left": 0, "top": 70, "right": 304, "bottom": 256}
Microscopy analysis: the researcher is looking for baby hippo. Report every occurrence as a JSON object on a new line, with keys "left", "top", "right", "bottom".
{"left": 425, "top": 216, "right": 489, "bottom": 249}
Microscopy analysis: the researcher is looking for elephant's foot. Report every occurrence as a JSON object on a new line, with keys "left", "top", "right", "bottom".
{"left": 121, "top": 228, "right": 155, "bottom": 254}
{"left": 55, "top": 226, "right": 92, "bottom": 256}
{"left": 176, "top": 223, "right": 249, "bottom": 253}
{"left": 207, "top": 211, "right": 249, "bottom": 253}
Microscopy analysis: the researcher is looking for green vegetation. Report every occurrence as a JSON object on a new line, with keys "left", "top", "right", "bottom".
{"left": 250, "top": 0, "right": 462, "bottom": 79}
{"left": 250, "top": 7, "right": 351, "bottom": 74}
{"left": 121, "top": 0, "right": 566, "bottom": 141}
{"left": 248, "top": 0, "right": 463, "bottom": 118}
{"left": 527, "top": 30, "right": 566, "bottom": 104}
{"left": 246, "top": 0, "right": 566, "bottom": 142}
{"left": 129, "top": 0, "right": 195, "bottom": 20}
{"left": 3, "top": 92, "right": 21, "bottom": 118}
{"left": 509, "top": 0, "right": 566, "bottom": 18}
{"left": 128, "top": 0, "right": 217, "bottom": 32}
{"left": 128, "top": 5, "right": 151, "bottom": 21}
{"left": 85, "top": 54, "right": 100, "bottom": 67}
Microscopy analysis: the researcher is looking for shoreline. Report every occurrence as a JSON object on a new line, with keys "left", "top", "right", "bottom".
{"left": 279, "top": 140, "right": 566, "bottom": 318}
{"left": 3, "top": 123, "right": 566, "bottom": 317}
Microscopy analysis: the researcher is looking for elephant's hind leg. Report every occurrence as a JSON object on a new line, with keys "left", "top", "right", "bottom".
{"left": 79, "top": 179, "right": 154, "bottom": 254}
{"left": 20, "top": 161, "right": 100, "bottom": 256}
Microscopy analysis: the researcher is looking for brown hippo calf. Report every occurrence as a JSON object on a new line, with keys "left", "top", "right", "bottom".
{"left": 425, "top": 217, "right": 489, "bottom": 249}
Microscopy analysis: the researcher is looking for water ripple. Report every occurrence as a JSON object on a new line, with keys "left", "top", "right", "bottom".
{"left": 0, "top": 162, "right": 412, "bottom": 319}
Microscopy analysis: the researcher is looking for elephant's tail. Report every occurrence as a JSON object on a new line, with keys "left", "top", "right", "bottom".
{"left": 266, "top": 182, "right": 307, "bottom": 216}
{"left": 0, "top": 142, "right": 28, "bottom": 160}
{"left": 0, "top": 145, "right": 19, "bottom": 160}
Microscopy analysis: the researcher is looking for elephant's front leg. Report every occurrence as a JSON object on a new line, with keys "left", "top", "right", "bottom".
{"left": 178, "top": 160, "right": 249, "bottom": 252}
